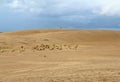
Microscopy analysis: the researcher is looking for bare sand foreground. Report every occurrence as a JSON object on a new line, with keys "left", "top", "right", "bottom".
{"left": 0, "top": 29, "right": 120, "bottom": 82}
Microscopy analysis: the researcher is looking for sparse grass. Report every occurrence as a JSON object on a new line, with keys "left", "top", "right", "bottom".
{"left": 0, "top": 46, "right": 10, "bottom": 50}
{"left": 43, "top": 39, "right": 49, "bottom": 41}
{"left": 0, "top": 44, "right": 79, "bottom": 53}
{"left": 44, "top": 55, "right": 47, "bottom": 58}
{"left": 0, "top": 50, "right": 5, "bottom": 53}
{"left": 19, "top": 46, "right": 25, "bottom": 53}
{"left": 11, "top": 49, "right": 15, "bottom": 52}
{"left": 32, "top": 44, "right": 79, "bottom": 51}
{"left": 0, "top": 46, "right": 11, "bottom": 53}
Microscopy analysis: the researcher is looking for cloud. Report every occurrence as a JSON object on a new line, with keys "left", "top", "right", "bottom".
{"left": 93, "top": 0, "right": 120, "bottom": 16}
{"left": 6, "top": 0, "right": 42, "bottom": 13}
{"left": 7, "top": 0, "right": 27, "bottom": 12}
{"left": 6, "top": 0, "right": 120, "bottom": 17}
{"left": 1, "top": 0, "right": 120, "bottom": 31}
{"left": 6, "top": 0, "right": 94, "bottom": 14}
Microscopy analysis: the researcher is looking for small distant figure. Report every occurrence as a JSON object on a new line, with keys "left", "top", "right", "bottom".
{"left": 59, "top": 27, "right": 63, "bottom": 29}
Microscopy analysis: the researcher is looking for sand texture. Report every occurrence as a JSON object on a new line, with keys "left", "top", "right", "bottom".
{"left": 0, "top": 29, "right": 120, "bottom": 82}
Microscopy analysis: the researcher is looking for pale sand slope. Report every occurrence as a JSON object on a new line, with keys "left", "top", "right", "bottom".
{"left": 0, "top": 29, "right": 120, "bottom": 82}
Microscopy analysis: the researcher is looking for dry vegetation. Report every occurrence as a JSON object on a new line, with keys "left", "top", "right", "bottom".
{"left": 0, "top": 29, "right": 120, "bottom": 82}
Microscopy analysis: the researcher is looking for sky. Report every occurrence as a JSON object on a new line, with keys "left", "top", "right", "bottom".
{"left": 1, "top": 0, "right": 120, "bottom": 31}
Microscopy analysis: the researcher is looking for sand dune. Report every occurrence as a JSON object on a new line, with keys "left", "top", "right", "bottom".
{"left": 0, "top": 29, "right": 120, "bottom": 82}
{"left": 2, "top": 29, "right": 120, "bottom": 44}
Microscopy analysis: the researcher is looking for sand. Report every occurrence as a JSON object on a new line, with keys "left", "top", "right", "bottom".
{"left": 0, "top": 29, "right": 120, "bottom": 82}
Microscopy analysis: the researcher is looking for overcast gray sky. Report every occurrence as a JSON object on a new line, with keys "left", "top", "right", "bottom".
{"left": 1, "top": 0, "right": 120, "bottom": 31}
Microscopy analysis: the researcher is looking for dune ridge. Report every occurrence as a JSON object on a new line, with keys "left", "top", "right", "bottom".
{"left": 2, "top": 29, "right": 120, "bottom": 42}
